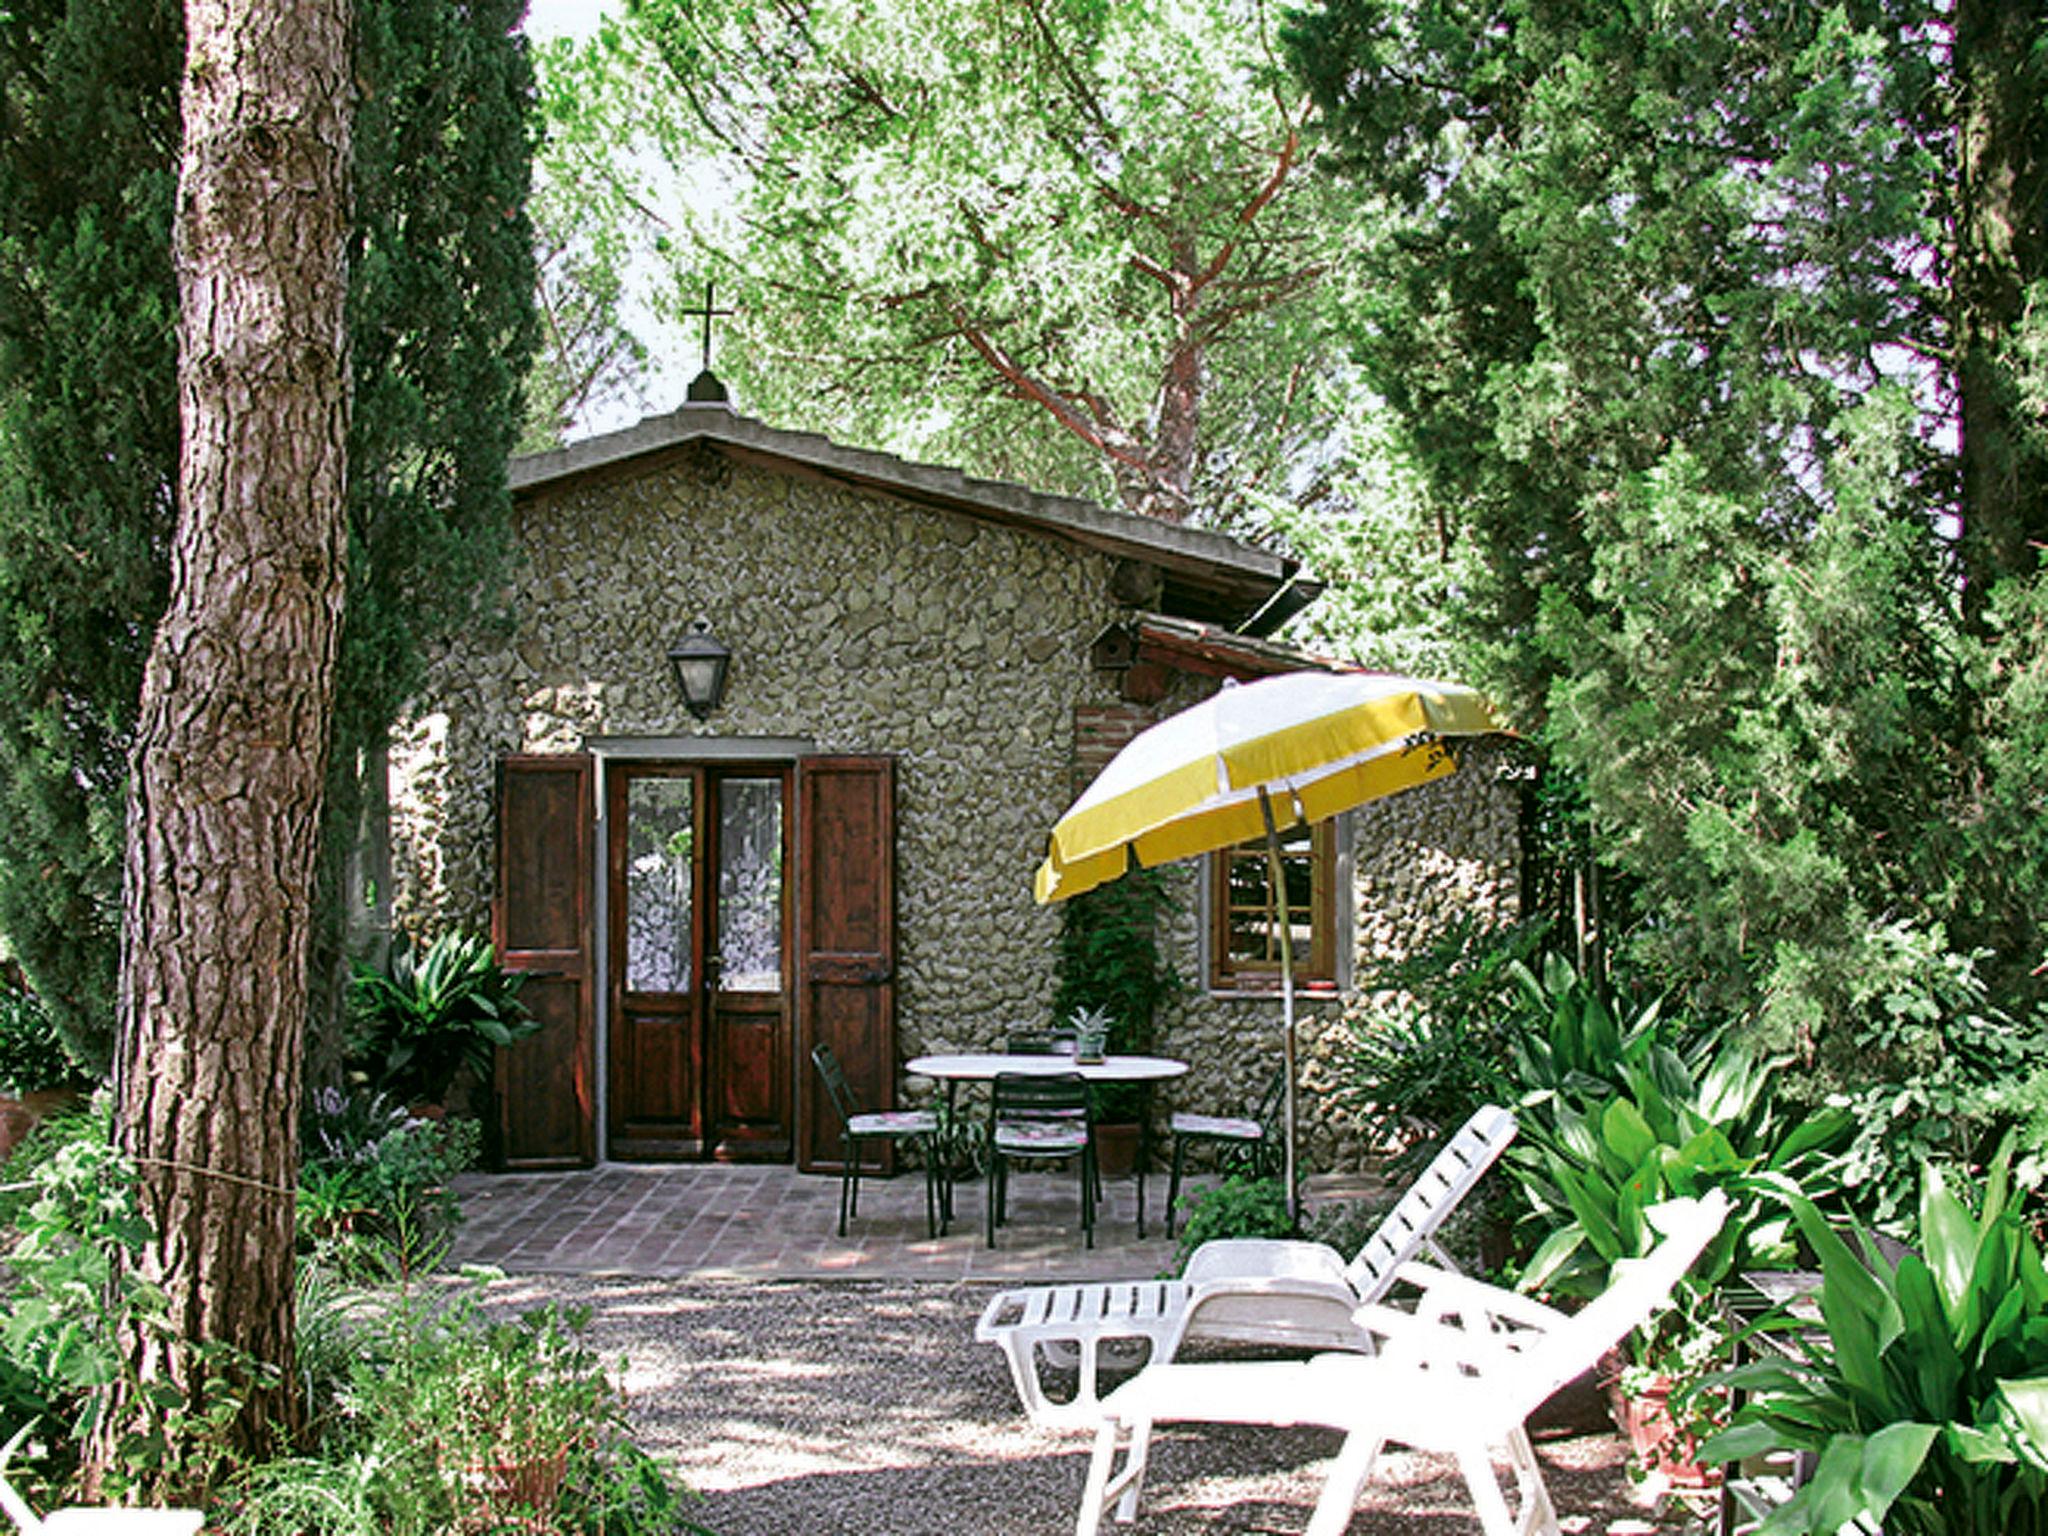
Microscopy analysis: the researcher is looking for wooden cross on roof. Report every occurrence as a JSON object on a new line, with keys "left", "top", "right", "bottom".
{"left": 679, "top": 282, "right": 736, "bottom": 375}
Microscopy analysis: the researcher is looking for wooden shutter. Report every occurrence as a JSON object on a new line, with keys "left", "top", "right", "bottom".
{"left": 493, "top": 754, "right": 595, "bottom": 1169}
{"left": 796, "top": 755, "right": 896, "bottom": 1173}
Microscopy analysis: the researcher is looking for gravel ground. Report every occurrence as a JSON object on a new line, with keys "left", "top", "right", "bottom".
{"left": 472, "top": 1273, "right": 1703, "bottom": 1536}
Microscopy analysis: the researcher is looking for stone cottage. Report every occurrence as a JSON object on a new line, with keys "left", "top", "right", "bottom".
{"left": 388, "top": 385, "right": 1522, "bottom": 1174}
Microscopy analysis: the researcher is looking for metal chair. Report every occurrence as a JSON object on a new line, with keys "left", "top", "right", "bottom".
{"left": 986, "top": 1071, "right": 1095, "bottom": 1248}
{"left": 811, "top": 1043, "right": 941, "bottom": 1239}
{"left": 1164, "top": 1070, "right": 1284, "bottom": 1235}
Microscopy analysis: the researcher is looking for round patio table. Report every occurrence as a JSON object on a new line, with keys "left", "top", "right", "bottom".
{"left": 907, "top": 1052, "right": 1189, "bottom": 1237}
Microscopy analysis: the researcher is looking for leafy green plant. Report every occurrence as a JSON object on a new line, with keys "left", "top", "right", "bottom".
{"left": 335, "top": 1286, "right": 698, "bottom": 1536}
{"left": 299, "top": 1086, "right": 478, "bottom": 1278}
{"left": 1512, "top": 1042, "right": 1849, "bottom": 1314}
{"left": 1704, "top": 1153, "right": 2048, "bottom": 1535}
{"left": 1498, "top": 952, "right": 1852, "bottom": 1433}
{"left": 1345, "top": 1001, "right": 1510, "bottom": 1179}
{"left": 347, "top": 932, "right": 536, "bottom": 1105}
{"left": 1505, "top": 951, "right": 1675, "bottom": 1111}
{"left": 0, "top": 984, "right": 80, "bottom": 1096}
{"left": 0, "top": 1093, "right": 266, "bottom": 1503}
{"left": 1820, "top": 933, "right": 2048, "bottom": 1228}
{"left": 213, "top": 1456, "right": 382, "bottom": 1536}
{"left": 1169, "top": 1173, "right": 1295, "bottom": 1273}
{"left": 1051, "top": 869, "right": 1180, "bottom": 1123}
{"left": 1340, "top": 922, "right": 1567, "bottom": 1176}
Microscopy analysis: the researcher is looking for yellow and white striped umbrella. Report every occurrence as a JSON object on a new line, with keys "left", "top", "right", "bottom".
{"left": 1034, "top": 669, "right": 1504, "bottom": 1224}
{"left": 1035, "top": 670, "right": 1502, "bottom": 903}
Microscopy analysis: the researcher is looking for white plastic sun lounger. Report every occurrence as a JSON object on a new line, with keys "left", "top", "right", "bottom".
{"left": 975, "top": 1103, "right": 1516, "bottom": 1428}
{"left": 1074, "top": 1192, "right": 1731, "bottom": 1536}
{"left": 0, "top": 1471, "right": 202, "bottom": 1536}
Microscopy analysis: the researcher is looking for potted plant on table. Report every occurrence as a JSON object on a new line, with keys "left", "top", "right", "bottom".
{"left": 1051, "top": 869, "right": 1179, "bottom": 1176}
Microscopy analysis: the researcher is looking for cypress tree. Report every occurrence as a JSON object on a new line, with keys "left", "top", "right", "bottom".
{"left": 0, "top": 0, "right": 539, "bottom": 1068}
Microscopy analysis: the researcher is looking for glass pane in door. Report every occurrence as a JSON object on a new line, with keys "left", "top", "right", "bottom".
{"left": 717, "top": 777, "right": 783, "bottom": 992}
{"left": 625, "top": 777, "right": 694, "bottom": 992}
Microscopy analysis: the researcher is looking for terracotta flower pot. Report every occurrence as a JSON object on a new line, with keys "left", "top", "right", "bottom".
{"left": 458, "top": 1444, "right": 570, "bottom": 1531}
{"left": 0, "top": 1087, "right": 79, "bottom": 1163}
{"left": 1599, "top": 1350, "right": 1719, "bottom": 1488}
{"left": 1092, "top": 1121, "right": 1141, "bottom": 1178}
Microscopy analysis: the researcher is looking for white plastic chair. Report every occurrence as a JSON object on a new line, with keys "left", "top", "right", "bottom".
{"left": 0, "top": 1473, "right": 202, "bottom": 1536}
{"left": 1073, "top": 1191, "right": 1732, "bottom": 1536}
{"left": 976, "top": 1103, "right": 1517, "bottom": 1427}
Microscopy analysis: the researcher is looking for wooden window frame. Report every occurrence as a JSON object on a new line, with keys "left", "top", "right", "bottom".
{"left": 1207, "top": 820, "right": 1341, "bottom": 995}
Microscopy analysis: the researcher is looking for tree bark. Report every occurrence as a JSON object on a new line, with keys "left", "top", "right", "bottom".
{"left": 1955, "top": 0, "right": 2048, "bottom": 622}
{"left": 104, "top": 0, "right": 352, "bottom": 1472}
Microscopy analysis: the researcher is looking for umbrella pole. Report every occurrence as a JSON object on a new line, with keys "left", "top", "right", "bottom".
{"left": 1257, "top": 789, "right": 1300, "bottom": 1230}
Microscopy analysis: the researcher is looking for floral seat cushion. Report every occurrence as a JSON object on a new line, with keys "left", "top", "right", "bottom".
{"left": 847, "top": 1108, "right": 938, "bottom": 1138}
{"left": 1168, "top": 1112, "right": 1263, "bottom": 1141}
{"left": 994, "top": 1118, "right": 1091, "bottom": 1155}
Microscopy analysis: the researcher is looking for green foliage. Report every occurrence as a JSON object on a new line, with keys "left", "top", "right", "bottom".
{"left": 1340, "top": 915, "right": 1547, "bottom": 1172}
{"left": 0, "top": 982, "right": 78, "bottom": 1095}
{"left": 1821, "top": 936, "right": 2048, "bottom": 1226}
{"left": 307, "top": 1287, "right": 696, "bottom": 1536}
{"left": 212, "top": 1283, "right": 701, "bottom": 1536}
{"left": 0, "top": 0, "right": 180, "bottom": 1067}
{"left": 1252, "top": 400, "right": 1478, "bottom": 675}
{"left": 561, "top": 0, "right": 1356, "bottom": 524}
{"left": 0, "top": 0, "right": 539, "bottom": 1070}
{"left": 0, "top": 1094, "right": 269, "bottom": 1503}
{"left": 1285, "top": 0, "right": 2048, "bottom": 1148}
{"left": 347, "top": 933, "right": 537, "bottom": 1106}
{"left": 1704, "top": 1155, "right": 2048, "bottom": 1535}
{"left": 1052, "top": 870, "right": 1179, "bottom": 1121}
{"left": 0, "top": 1108, "right": 679, "bottom": 1528}
{"left": 210, "top": 1457, "right": 383, "bottom": 1536}
{"left": 299, "top": 1087, "right": 480, "bottom": 1280}
{"left": 1052, "top": 869, "right": 1180, "bottom": 1051}
{"left": 1499, "top": 958, "right": 1850, "bottom": 1373}
{"left": 1169, "top": 1174, "right": 1295, "bottom": 1272}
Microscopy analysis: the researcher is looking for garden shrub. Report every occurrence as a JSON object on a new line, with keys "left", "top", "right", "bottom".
{"left": 346, "top": 932, "right": 536, "bottom": 1107}
{"left": 1705, "top": 1151, "right": 2048, "bottom": 1535}
{"left": 1050, "top": 868, "right": 1180, "bottom": 1123}
{"left": 1340, "top": 915, "right": 1550, "bottom": 1173}
{"left": 215, "top": 1284, "right": 701, "bottom": 1536}
{"left": 298, "top": 1086, "right": 479, "bottom": 1279}
{"left": 1808, "top": 930, "right": 2048, "bottom": 1229}
{"left": 0, "top": 1093, "right": 265, "bottom": 1503}
{"left": 0, "top": 982, "right": 79, "bottom": 1096}
{"left": 1169, "top": 1173, "right": 1294, "bottom": 1273}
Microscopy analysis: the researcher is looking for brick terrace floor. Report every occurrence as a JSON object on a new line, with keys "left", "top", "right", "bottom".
{"left": 449, "top": 1160, "right": 1200, "bottom": 1281}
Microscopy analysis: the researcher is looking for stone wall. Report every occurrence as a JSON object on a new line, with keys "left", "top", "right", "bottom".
{"left": 389, "top": 441, "right": 1523, "bottom": 1165}
{"left": 1144, "top": 736, "right": 1523, "bottom": 1172}
{"left": 393, "top": 445, "right": 1120, "bottom": 1058}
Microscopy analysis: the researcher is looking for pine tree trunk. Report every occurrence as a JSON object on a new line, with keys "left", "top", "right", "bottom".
{"left": 104, "top": 0, "right": 353, "bottom": 1473}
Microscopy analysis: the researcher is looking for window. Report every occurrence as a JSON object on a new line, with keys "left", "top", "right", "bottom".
{"left": 1208, "top": 819, "right": 1342, "bottom": 993}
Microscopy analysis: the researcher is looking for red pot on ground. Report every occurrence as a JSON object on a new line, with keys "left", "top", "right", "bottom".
{"left": 0, "top": 1087, "right": 79, "bottom": 1163}
{"left": 1599, "top": 1349, "right": 1720, "bottom": 1489}
{"left": 1093, "top": 1122, "right": 1140, "bottom": 1178}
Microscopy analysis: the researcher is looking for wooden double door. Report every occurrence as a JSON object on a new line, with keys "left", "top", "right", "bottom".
{"left": 607, "top": 761, "right": 789, "bottom": 1161}
{"left": 492, "top": 753, "right": 896, "bottom": 1171}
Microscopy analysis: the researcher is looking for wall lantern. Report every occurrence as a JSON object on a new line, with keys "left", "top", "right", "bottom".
{"left": 667, "top": 617, "right": 731, "bottom": 720}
